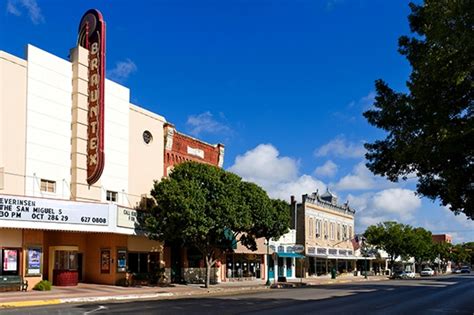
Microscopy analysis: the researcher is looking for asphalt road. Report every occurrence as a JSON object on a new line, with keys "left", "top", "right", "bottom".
{"left": 3, "top": 274, "right": 473, "bottom": 315}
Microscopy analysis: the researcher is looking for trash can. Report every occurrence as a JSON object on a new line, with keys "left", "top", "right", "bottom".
{"left": 331, "top": 268, "right": 337, "bottom": 279}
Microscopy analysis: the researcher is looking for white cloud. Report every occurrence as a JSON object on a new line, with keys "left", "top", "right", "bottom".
{"left": 372, "top": 189, "right": 421, "bottom": 215}
{"left": 314, "top": 160, "right": 338, "bottom": 178}
{"left": 270, "top": 175, "right": 326, "bottom": 201}
{"left": 315, "top": 136, "right": 365, "bottom": 159}
{"left": 228, "top": 144, "right": 298, "bottom": 186}
{"left": 335, "top": 162, "right": 383, "bottom": 190}
{"left": 348, "top": 188, "right": 421, "bottom": 233}
{"left": 186, "top": 112, "right": 231, "bottom": 137}
{"left": 228, "top": 144, "right": 326, "bottom": 201}
{"left": 107, "top": 59, "right": 137, "bottom": 82}
{"left": 6, "top": 0, "right": 44, "bottom": 24}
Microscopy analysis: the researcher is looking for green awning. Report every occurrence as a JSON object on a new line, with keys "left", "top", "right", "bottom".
{"left": 276, "top": 252, "right": 305, "bottom": 258}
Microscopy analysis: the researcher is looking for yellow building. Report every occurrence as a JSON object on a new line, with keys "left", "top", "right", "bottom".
{"left": 296, "top": 189, "right": 357, "bottom": 276}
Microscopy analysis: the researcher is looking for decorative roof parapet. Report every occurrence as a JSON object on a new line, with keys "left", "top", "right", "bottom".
{"left": 303, "top": 190, "right": 356, "bottom": 215}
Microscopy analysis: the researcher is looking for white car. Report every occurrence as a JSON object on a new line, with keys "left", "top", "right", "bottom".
{"left": 394, "top": 270, "right": 416, "bottom": 279}
{"left": 420, "top": 267, "right": 435, "bottom": 276}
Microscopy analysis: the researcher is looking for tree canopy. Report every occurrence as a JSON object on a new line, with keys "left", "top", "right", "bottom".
{"left": 144, "top": 161, "right": 290, "bottom": 287}
{"left": 364, "top": 221, "right": 413, "bottom": 272}
{"left": 363, "top": 1, "right": 474, "bottom": 219}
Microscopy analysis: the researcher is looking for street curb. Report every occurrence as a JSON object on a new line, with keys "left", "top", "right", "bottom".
{"left": 0, "top": 279, "right": 391, "bottom": 309}
{"left": 0, "top": 299, "right": 62, "bottom": 308}
{"left": 0, "top": 286, "right": 270, "bottom": 309}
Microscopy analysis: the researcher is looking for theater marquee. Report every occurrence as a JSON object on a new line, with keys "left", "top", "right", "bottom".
{"left": 78, "top": 9, "right": 106, "bottom": 185}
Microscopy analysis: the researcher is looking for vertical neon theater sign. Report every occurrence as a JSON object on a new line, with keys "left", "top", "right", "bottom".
{"left": 78, "top": 9, "right": 105, "bottom": 185}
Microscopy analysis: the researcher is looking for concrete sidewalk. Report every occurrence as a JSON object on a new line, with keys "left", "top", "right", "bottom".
{"left": 0, "top": 276, "right": 389, "bottom": 309}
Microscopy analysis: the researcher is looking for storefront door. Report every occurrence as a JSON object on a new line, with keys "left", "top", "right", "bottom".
{"left": 286, "top": 258, "right": 292, "bottom": 278}
{"left": 278, "top": 257, "right": 284, "bottom": 277}
{"left": 267, "top": 255, "right": 274, "bottom": 279}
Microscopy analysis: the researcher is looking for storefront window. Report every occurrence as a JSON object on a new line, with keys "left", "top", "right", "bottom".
{"left": 127, "top": 252, "right": 149, "bottom": 273}
{"left": 26, "top": 247, "right": 42, "bottom": 276}
{"left": 117, "top": 249, "right": 127, "bottom": 273}
{"left": 1, "top": 249, "right": 19, "bottom": 275}
{"left": 101, "top": 249, "right": 111, "bottom": 274}
{"left": 187, "top": 247, "right": 202, "bottom": 268}
{"left": 54, "top": 250, "right": 77, "bottom": 270}
{"left": 226, "top": 254, "right": 262, "bottom": 279}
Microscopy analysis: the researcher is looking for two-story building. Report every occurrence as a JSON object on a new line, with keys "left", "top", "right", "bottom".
{"left": 295, "top": 189, "right": 357, "bottom": 277}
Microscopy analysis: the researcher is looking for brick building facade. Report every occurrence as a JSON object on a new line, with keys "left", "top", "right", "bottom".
{"left": 163, "top": 123, "right": 224, "bottom": 177}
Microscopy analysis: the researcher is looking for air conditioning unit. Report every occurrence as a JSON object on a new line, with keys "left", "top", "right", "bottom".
{"left": 316, "top": 233, "right": 320, "bottom": 238}
{"left": 324, "top": 235, "right": 328, "bottom": 239}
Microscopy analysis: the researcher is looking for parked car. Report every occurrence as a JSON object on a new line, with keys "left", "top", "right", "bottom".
{"left": 420, "top": 267, "right": 435, "bottom": 276}
{"left": 460, "top": 266, "right": 471, "bottom": 273}
{"left": 393, "top": 270, "right": 416, "bottom": 279}
{"left": 453, "top": 268, "right": 462, "bottom": 274}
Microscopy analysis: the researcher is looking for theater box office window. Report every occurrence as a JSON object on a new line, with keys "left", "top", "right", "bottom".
{"left": 49, "top": 246, "right": 79, "bottom": 286}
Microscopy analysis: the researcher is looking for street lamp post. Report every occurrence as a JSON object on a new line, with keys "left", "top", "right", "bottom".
{"left": 360, "top": 236, "right": 369, "bottom": 279}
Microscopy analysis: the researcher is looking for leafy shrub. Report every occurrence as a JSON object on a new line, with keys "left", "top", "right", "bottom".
{"left": 33, "top": 280, "right": 52, "bottom": 291}
{"left": 116, "top": 278, "right": 130, "bottom": 287}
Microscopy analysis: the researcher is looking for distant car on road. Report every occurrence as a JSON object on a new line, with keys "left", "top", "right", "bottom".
{"left": 460, "top": 266, "right": 471, "bottom": 273}
{"left": 453, "top": 268, "right": 461, "bottom": 274}
{"left": 393, "top": 270, "right": 416, "bottom": 279}
{"left": 420, "top": 267, "right": 435, "bottom": 276}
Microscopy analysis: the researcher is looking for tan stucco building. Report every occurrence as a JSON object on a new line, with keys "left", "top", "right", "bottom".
{"left": 296, "top": 189, "right": 357, "bottom": 276}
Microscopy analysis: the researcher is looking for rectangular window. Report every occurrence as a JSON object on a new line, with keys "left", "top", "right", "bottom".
{"left": 106, "top": 190, "right": 118, "bottom": 202}
{"left": 54, "top": 250, "right": 77, "bottom": 270}
{"left": 101, "top": 249, "right": 111, "bottom": 274}
{"left": 343, "top": 225, "right": 347, "bottom": 240}
{"left": 26, "top": 247, "right": 42, "bottom": 276}
{"left": 315, "top": 220, "right": 321, "bottom": 238}
{"left": 349, "top": 226, "right": 353, "bottom": 239}
{"left": 40, "top": 179, "right": 56, "bottom": 193}
{"left": 1, "top": 249, "right": 20, "bottom": 275}
{"left": 330, "top": 223, "right": 335, "bottom": 240}
{"left": 337, "top": 224, "right": 341, "bottom": 241}
{"left": 127, "top": 252, "right": 149, "bottom": 274}
{"left": 117, "top": 249, "right": 127, "bottom": 273}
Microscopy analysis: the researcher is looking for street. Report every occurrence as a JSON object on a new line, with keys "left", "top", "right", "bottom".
{"left": 2, "top": 274, "right": 473, "bottom": 315}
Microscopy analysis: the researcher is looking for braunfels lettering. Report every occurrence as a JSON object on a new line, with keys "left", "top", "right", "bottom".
{"left": 88, "top": 41, "right": 100, "bottom": 167}
{"left": 78, "top": 9, "right": 106, "bottom": 186}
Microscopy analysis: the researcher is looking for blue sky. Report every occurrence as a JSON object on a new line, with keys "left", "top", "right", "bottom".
{"left": 2, "top": 0, "right": 473, "bottom": 242}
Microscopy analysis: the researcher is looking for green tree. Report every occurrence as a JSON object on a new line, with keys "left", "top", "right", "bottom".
{"left": 144, "top": 162, "right": 289, "bottom": 288}
{"left": 364, "top": 221, "right": 412, "bottom": 274}
{"left": 451, "top": 244, "right": 470, "bottom": 265}
{"left": 363, "top": 1, "right": 474, "bottom": 219}
{"left": 405, "top": 227, "right": 434, "bottom": 272}
{"left": 432, "top": 242, "right": 452, "bottom": 273}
